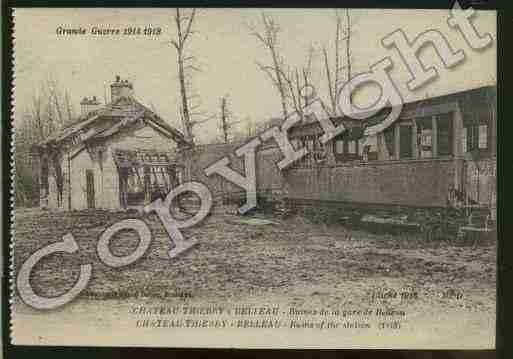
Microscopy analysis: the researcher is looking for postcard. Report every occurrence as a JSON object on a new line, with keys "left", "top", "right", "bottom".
{"left": 10, "top": 5, "right": 496, "bottom": 348}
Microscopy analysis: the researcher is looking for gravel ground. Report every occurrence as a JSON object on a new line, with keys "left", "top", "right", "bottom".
{"left": 12, "top": 206, "right": 496, "bottom": 313}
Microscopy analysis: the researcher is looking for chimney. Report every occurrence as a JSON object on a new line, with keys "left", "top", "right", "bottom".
{"left": 110, "top": 75, "right": 134, "bottom": 102}
{"left": 80, "top": 96, "right": 101, "bottom": 115}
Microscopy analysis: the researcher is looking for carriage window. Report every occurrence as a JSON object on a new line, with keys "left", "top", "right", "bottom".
{"left": 291, "top": 135, "right": 326, "bottom": 167}
{"left": 465, "top": 123, "right": 488, "bottom": 152}
{"left": 348, "top": 140, "right": 356, "bottom": 154}
{"left": 335, "top": 139, "right": 344, "bottom": 154}
{"left": 177, "top": 168, "right": 183, "bottom": 184}
{"left": 462, "top": 127, "right": 467, "bottom": 153}
{"left": 306, "top": 137, "right": 314, "bottom": 152}
{"left": 358, "top": 139, "right": 365, "bottom": 157}
{"left": 478, "top": 124, "right": 488, "bottom": 149}
{"left": 361, "top": 136, "right": 378, "bottom": 161}
{"left": 313, "top": 136, "right": 327, "bottom": 163}
{"left": 383, "top": 126, "right": 395, "bottom": 158}
{"left": 437, "top": 113, "right": 453, "bottom": 156}
{"left": 399, "top": 124, "right": 413, "bottom": 159}
{"left": 467, "top": 125, "right": 478, "bottom": 152}
{"left": 416, "top": 116, "right": 433, "bottom": 158}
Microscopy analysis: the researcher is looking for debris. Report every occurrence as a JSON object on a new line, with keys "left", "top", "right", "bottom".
{"left": 227, "top": 218, "right": 278, "bottom": 226}
{"left": 361, "top": 214, "right": 420, "bottom": 233}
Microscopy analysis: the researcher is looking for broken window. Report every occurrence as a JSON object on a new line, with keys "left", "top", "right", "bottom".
{"left": 466, "top": 125, "right": 478, "bottom": 152}
{"left": 290, "top": 134, "right": 328, "bottom": 167}
{"left": 478, "top": 124, "right": 488, "bottom": 149}
{"left": 332, "top": 136, "right": 345, "bottom": 163}
{"left": 332, "top": 132, "right": 362, "bottom": 163}
{"left": 464, "top": 123, "right": 488, "bottom": 153}
{"left": 348, "top": 140, "right": 356, "bottom": 154}
{"left": 298, "top": 136, "right": 312, "bottom": 167}
{"left": 313, "top": 136, "right": 328, "bottom": 163}
{"left": 416, "top": 116, "right": 433, "bottom": 158}
{"left": 113, "top": 149, "right": 178, "bottom": 207}
{"left": 462, "top": 127, "right": 468, "bottom": 153}
{"left": 383, "top": 126, "right": 395, "bottom": 158}
{"left": 127, "top": 167, "right": 145, "bottom": 195}
{"left": 306, "top": 137, "right": 314, "bottom": 152}
{"left": 334, "top": 139, "right": 344, "bottom": 155}
{"left": 358, "top": 139, "right": 364, "bottom": 157}
{"left": 361, "top": 135, "right": 378, "bottom": 161}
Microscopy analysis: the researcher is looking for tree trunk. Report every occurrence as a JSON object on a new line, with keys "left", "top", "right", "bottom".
{"left": 178, "top": 50, "right": 193, "bottom": 143}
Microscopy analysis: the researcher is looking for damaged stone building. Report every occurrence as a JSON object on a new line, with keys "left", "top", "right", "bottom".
{"left": 32, "top": 76, "right": 190, "bottom": 210}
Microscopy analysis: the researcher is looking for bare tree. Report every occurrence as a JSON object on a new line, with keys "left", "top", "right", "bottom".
{"left": 64, "top": 91, "right": 75, "bottom": 123}
{"left": 171, "top": 8, "right": 206, "bottom": 144}
{"left": 31, "top": 93, "right": 45, "bottom": 141}
{"left": 47, "top": 76, "right": 65, "bottom": 126}
{"left": 220, "top": 96, "right": 230, "bottom": 143}
{"left": 252, "top": 13, "right": 320, "bottom": 122}
{"left": 240, "top": 116, "right": 258, "bottom": 140}
{"left": 323, "top": 9, "right": 353, "bottom": 117}
{"left": 282, "top": 45, "right": 316, "bottom": 121}
{"left": 252, "top": 12, "right": 289, "bottom": 120}
{"left": 345, "top": 9, "right": 352, "bottom": 103}
{"left": 15, "top": 78, "right": 75, "bottom": 206}
{"left": 218, "top": 95, "right": 240, "bottom": 144}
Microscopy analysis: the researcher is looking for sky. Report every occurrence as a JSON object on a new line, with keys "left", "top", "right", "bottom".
{"left": 14, "top": 8, "right": 496, "bottom": 144}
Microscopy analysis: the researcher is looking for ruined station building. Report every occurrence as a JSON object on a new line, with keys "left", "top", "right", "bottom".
{"left": 32, "top": 76, "right": 191, "bottom": 210}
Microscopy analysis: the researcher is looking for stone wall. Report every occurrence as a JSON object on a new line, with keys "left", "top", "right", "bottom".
{"left": 53, "top": 123, "right": 179, "bottom": 210}
{"left": 108, "top": 125, "right": 177, "bottom": 152}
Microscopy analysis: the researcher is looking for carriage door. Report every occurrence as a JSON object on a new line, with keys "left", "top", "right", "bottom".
{"left": 86, "top": 169, "right": 95, "bottom": 209}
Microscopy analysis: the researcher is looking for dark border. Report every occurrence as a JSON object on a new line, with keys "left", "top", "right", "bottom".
{"left": 2, "top": 1, "right": 508, "bottom": 359}
{"left": 2, "top": 3, "right": 14, "bottom": 359}
{"left": 2, "top": 0, "right": 501, "bottom": 9}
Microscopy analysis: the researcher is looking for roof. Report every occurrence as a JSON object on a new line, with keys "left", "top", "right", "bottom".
{"left": 289, "top": 85, "right": 496, "bottom": 137}
{"left": 39, "top": 96, "right": 190, "bottom": 148}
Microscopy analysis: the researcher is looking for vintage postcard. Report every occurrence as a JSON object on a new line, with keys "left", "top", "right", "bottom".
{"left": 10, "top": 5, "right": 497, "bottom": 348}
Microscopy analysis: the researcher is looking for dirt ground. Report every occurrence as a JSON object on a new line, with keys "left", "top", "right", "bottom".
{"left": 11, "top": 206, "right": 497, "bottom": 347}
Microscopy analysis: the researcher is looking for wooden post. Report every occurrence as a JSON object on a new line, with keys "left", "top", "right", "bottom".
{"left": 68, "top": 151, "right": 71, "bottom": 210}
{"left": 452, "top": 107, "right": 466, "bottom": 195}
{"left": 144, "top": 165, "right": 151, "bottom": 203}
{"left": 432, "top": 115, "right": 438, "bottom": 158}
{"left": 394, "top": 124, "right": 400, "bottom": 160}
{"left": 412, "top": 119, "right": 418, "bottom": 159}
{"left": 452, "top": 108, "right": 464, "bottom": 158}
{"left": 326, "top": 137, "right": 336, "bottom": 165}
{"left": 490, "top": 100, "right": 496, "bottom": 157}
